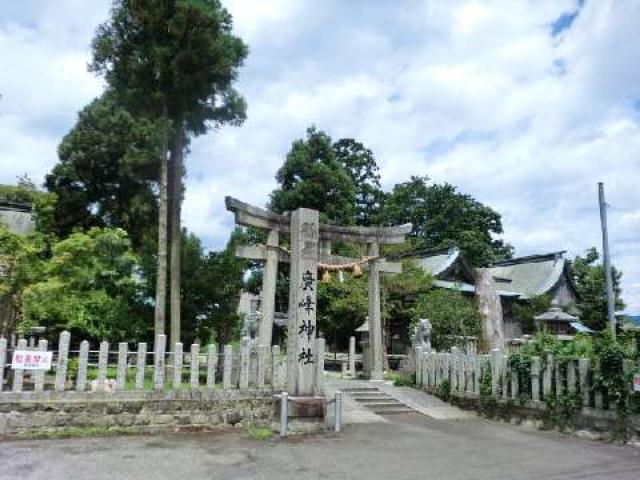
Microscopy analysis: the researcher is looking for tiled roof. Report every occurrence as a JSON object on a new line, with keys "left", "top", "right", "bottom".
{"left": 486, "top": 252, "right": 569, "bottom": 299}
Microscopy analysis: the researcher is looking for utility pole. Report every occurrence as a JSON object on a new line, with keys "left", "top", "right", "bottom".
{"left": 598, "top": 182, "right": 616, "bottom": 337}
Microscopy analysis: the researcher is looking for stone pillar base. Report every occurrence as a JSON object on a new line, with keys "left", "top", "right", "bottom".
{"left": 273, "top": 396, "right": 327, "bottom": 435}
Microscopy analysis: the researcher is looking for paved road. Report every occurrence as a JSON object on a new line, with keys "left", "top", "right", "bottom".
{"left": 2, "top": 414, "right": 639, "bottom": 480}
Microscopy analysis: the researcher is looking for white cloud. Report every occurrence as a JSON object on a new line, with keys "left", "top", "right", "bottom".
{"left": 1, "top": 0, "right": 639, "bottom": 312}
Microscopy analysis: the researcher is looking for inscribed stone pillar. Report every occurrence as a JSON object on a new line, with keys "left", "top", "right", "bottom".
{"left": 286, "top": 208, "right": 319, "bottom": 396}
{"left": 0, "top": 337, "right": 6, "bottom": 392}
{"left": 567, "top": 359, "right": 576, "bottom": 394}
{"left": 135, "top": 342, "right": 147, "bottom": 390}
{"left": 240, "top": 338, "right": 250, "bottom": 390}
{"left": 98, "top": 341, "right": 109, "bottom": 391}
{"left": 206, "top": 344, "right": 217, "bottom": 389}
{"left": 76, "top": 340, "right": 89, "bottom": 392}
{"left": 259, "top": 229, "right": 279, "bottom": 348}
{"left": 415, "top": 347, "right": 423, "bottom": 387}
{"left": 491, "top": 348, "right": 501, "bottom": 397}
{"left": 36, "top": 339, "right": 49, "bottom": 393}
{"left": 451, "top": 347, "right": 459, "bottom": 392}
{"left": 223, "top": 344, "right": 233, "bottom": 389}
{"left": 257, "top": 345, "right": 268, "bottom": 388}
{"left": 54, "top": 331, "right": 70, "bottom": 392}
{"left": 349, "top": 336, "right": 356, "bottom": 376}
{"left": 531, "top": 357, "right": 541, "bottom": 403}
{"left": 153, "top": 335, "right": 166, "bottom": 390}
{"left": 116, "top": 342, "right": 128, "bottom": 391}
{"left": 543, "top": 352, "right": 553, "bottom": 399}
{"left": 271, "top": 345, "right": 282, "bottom": 390}
{"left": 12, "top": 339, "right": 27, "bottom": 393}
{"left": 190, "top": 344, "right": 200, "bottom": 390}
{"left": 578, "top": 358, "right": 589, "bottom": 407}
{"left": 173, "top": 342, "right": 183, "bottom": 389}
{"left": 367, "top": 242, "right": 384, "bottom": 381}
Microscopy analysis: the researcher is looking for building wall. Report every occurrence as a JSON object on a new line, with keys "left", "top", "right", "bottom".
{"left": 0, "top": 209, "right": 35, "bottom": 236}
{"left": 501, "top": 297, "right": 522, "bottom": 340}
{"left": 551, "top": 275, "right": 577, "bottom": 307}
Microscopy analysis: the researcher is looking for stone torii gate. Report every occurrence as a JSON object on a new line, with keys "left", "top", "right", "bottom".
{"left": 226, "top": 197, "right": 411, "bottom": 386}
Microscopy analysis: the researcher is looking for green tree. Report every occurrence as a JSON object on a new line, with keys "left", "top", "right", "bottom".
{"left": 413, "top": 288, "right": 482, "bottom": 351}
{"left": 381, "top": 176, "right": 512, "bottom": 266}
{"left": 185, "top": 229, "right": 248, "bottom": 346}
{"left": 381, "top": 258, "right": 433, "bottom": 350}
{"left": 270, "top": 127, "right": 356, "bottom": 224}
{"left": 0, "top": 225, "right": 46, "bottom": 337}
{"left": 333, "top": 138, "right": 385, "bottom": 226}
{"left": 21, "top": 228, "right": 145, "bottom": 341}
{"left": 171, "top": 228, "right": 249, "bottom": 346}
{"left": 46, "top": 95, "right": 161, "bottom": 249}
{"left": 512, "top": 294, "right": 552, "bottom": 335}
{"left": 317, "top": 273, "right": 369, "bottom": 351}
{"left": 91, "top": 0, "right": 248, "bottom": 342}
{"left": 571, "top": 247, "right": 625, "bottom": 331}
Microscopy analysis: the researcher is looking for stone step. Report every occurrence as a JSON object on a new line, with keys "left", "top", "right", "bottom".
{"left": 342, "top": 387, "right": 380, "bottom": 393}
{"left": 353, "top": 397, "right": 398, "bottom": 403}
{"left": 369, "top": 406, "right": 416, "bottom": 414}
{"left": 342, "top": 386, "right": 418, "bottom": 415}
{"left": 362, "top": 401, "right": 406, "bottom": 409}
{"left": 348, "top": 392, "right": 390, "bottom": 398}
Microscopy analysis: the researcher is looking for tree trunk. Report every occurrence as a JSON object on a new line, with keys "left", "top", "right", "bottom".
{"left": 154, "top": 108, "right": 170, "bottom": 339}
{"left": 169, "top": 123, "right": 184, "bottom": 347}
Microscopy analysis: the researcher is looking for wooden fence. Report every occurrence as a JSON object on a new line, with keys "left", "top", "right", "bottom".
{"left": 0, "top": 332, "right": 326, "bottom": 396}
{"left": 413, "top": 346, "right": 638, "bottom": 412}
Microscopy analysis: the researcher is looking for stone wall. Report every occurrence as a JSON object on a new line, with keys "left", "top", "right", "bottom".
{"left": 446, "top": 394, "right": 640, "bottom": 442}
{"left": 0, "top": 389, "right": 275, "bottom": 437}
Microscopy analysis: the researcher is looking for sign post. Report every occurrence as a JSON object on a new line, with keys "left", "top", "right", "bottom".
{"left": 12, "top": 350, "right": 53, "bottom": 371}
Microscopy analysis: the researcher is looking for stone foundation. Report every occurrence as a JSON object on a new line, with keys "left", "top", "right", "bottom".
{"left": 0, "top": 389, "right": 275, "bottom": 437}
{"left": 439, "top": 391, "right": 640, "bottom": 442}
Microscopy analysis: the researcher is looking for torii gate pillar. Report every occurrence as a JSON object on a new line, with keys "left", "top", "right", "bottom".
{"left": 367, "top": 242, "right": 384, "bottom": 380}
{"left": 258, "top": 229, "right": 279, "bottom": 348}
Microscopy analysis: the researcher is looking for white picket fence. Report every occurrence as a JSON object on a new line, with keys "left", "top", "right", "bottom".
{"left": 0, "top": 332, "right": 326, "bottom": 396}
{"left": 414, "top": 346, "right": 637, "bottom": 411}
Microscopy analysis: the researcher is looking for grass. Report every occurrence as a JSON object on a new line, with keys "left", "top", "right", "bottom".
{"left": 384, "top": 372, "right": 416, "bottom": 387}
{"left": 13, "top": 426, "right": 141, "bottom": 440}
{"left": 246, "top": 425, "right": 274, "bottom": 441}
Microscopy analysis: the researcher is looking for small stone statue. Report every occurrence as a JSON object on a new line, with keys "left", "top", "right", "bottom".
{"left": 243, "top": 311, "right": 261, "bottom": 340}
{"left": 412, "top": 318, "right": 432, "bottom": 353}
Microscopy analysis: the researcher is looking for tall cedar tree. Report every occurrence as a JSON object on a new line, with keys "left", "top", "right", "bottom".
{"left": 91, "top": 0, "right": 248, "bottom": 344}
{"left": 270, "top": 127, "right": 356, "bottom": 225}
{"left": 333, "top": 138, "right": 385, "bottom": 226}
{"left": 381, "top": 176, "right": 512, "bottom": 266}
{"left": 46, "top": 95, "right": 161, "bottom": 250}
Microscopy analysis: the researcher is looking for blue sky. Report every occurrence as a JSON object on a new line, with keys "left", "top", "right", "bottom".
{"left": 1, "top": 0, "right": 639, "bottom": 313}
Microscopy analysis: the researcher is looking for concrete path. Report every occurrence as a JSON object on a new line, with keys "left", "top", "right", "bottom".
{"left": 2, "top": 416, "right": 639, "bottom": 480}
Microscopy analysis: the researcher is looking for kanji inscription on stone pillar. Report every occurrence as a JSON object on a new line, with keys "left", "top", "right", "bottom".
{"left": 286, "top": 208, "right": 319, "bottom": 396}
